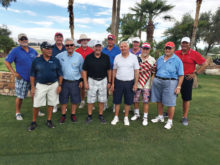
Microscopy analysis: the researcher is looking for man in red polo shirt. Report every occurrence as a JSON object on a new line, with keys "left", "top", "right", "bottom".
{"left": 75, "top": 34, "right": 94, "bottom": 109}
{"left": 175, "top": 37, "right": 208, "bottom": 126}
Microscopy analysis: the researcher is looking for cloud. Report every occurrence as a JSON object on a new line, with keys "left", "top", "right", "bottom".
{"left": 26, "top": 21, "right": 53, "bottom": 27}
{"left": 0, "top": 7, "right": 37, "bottom": 16}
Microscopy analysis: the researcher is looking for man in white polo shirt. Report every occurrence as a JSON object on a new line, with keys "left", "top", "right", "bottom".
{"left": 111, "top": 41, "right": 139, "bottom": 126}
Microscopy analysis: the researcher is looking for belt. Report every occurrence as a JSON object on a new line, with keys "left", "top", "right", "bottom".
{"left": 44, "top": 82, "right": 55, "bottom": 85}
{"left": 90, "top": 77, "right": 105, "bottom": 81}
{"left": 63, "top": 79, "right": 79, "bottom": 83}
{"left": 155, "top": 76, "right": 177, "bottom": 80}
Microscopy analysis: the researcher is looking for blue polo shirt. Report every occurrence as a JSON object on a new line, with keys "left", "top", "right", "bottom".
{"left": 52, "top": 44, "right": 66, "bottom": 57}
{"left": 156, "top": 54, "right": 184, "bottom": 79}
{"left": 30, "top": 56, "right": 63, "bottom": 84}
{"left": 102, "top": 45, "right": 121, "bottom": 69}
{"left": 56, "top": 51, "right": 84, "bottom": 81}
{"left": 129, "top": 48, "right": 141, "bottom": 56}
{"left": 5, "top": 46, "right": 38, "bottom": 82}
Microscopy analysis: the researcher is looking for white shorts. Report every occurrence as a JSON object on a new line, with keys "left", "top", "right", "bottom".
{"left": 87, "top": 77, "right": 107, "bottom": 104}
{"left": 33, "top": 82, "right": 59, "bottom": 108}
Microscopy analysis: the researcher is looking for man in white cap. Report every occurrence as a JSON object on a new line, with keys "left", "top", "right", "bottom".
{"left": 131, "top": 42, "right": 156, "bottom": 126}
{"left": 130, "top": 37, "right": 141, "bottom": 56}
{"left": 82, "top": 41, "right": 111, "bottom": 124}
{"left": 76, "top": 34, "right": 94, "bottom": 109}
{"left": 175, "top": 37, "right": 208, "bottom": 126}
{"left": 4, "top": 33, "right": 45, "bottom": 120}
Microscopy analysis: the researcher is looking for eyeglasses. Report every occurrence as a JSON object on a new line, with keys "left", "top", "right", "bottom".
{"left": 65, "top": 44, "right": 74, "bottom": 47}
{"left": 20, "top": 37, "right": 28, "bottom": 41}
{"left": 165, "top": 47, "right": 172, "bottom": 50}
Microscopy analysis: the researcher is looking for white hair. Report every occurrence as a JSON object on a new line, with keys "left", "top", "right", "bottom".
{"left": 120, "top": 41, "right": 129, "bottom": 46}
{"left": 64, "top": 38, "right": 74, "bottom": 44}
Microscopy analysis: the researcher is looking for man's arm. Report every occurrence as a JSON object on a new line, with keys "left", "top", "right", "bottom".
{"left": 110, "top": 69, "right": 117, "bottom": 92}
{"left": 107, "top": 69, "right": 111, "bottom": 89}
{"left": 56, "top": 76, "right": 63, "bottom": 94}
{"left": 196, "top": 61, "right": 208, "bottom": 74}
{"left": 4, "top": 61, "right": 21, "bottom": 79}
{"left": 82, "top": 70, "right": 89, "bottom": 90}
{"left": 30, "top": 76, "right": 36, "bottom": 97}
{"left": 175, "top": 75, "right": 184, "bottom": 95}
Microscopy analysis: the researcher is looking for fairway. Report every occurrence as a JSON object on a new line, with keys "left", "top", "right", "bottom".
{"left": 0, "top": 75, "right": 219, "bottom": 165}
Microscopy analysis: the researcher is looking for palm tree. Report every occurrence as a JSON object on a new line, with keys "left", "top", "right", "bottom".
{"left": 111, "top": 0, "right": 121, "bottom": 43}
{"left": 191, "top": 0, "right": 203, "bottom": 48}
{"left": 115, "top": 0, "right": 121, "bottom": 43}
{"left": 131, "top": 0, "right": 174, "bottom": 43}
{"left": 68, "top": 0, "right": 74, "bottom": 40}
{"left": 0, "top": 0, "right": 16, "bottom": 7}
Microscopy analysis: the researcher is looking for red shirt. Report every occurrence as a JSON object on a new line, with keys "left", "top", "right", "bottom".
{"left": 75, "top": 46, "right": 94, "bottom": 59}
{"left": 175, "top": 48, "right": 206, "bottom": 75}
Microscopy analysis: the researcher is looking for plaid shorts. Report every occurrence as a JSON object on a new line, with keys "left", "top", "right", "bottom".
{"left": 15, "top": 78, "right": 30, "bottom": 99}
{"left": 87, "top": 77, "right": 107, "bottom": 104}
{"left": 133, "top": 88, "right": 151, "bottom": 103}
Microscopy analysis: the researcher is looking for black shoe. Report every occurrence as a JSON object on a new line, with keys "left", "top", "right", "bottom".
{"left": 28, "top": 122, "right": 37, "bottom": 131}
{"left": 70, "top": 115, "right": 77, "bottom": 123}
{"left": 46, "top": 120, "right": 55, "bottom": 128}
{"left": 98, "top": 115, "right": 106, "bottom": 124}
{"left": 86, "top": 116, "right": 92, "bottom": 124}
{"left": 59, "top": 116, "right": 66, "bottom": 124}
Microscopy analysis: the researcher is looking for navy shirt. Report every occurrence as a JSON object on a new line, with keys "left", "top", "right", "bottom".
{"left": 30, "top": 55, "right": 63, "bottom": 84}
{"left": 5, "top": 46, "right": 38, "bottom": 82}
{"left": 52, "top": 44, "right": 66, "bottom": 57}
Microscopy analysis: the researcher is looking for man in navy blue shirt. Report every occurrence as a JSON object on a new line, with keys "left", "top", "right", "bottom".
{"left": 28, "top": 42, "right": 63, "bottom": 131}
{"left": 5, "top": 33, "right": 39, "bottom": 120}
{"left": 52, "top": 32, "right": 66, "bottom": 57}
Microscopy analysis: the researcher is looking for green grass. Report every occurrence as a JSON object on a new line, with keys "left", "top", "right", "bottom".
{"left": 0, "top": 75, "right": 220, "bottom": 165}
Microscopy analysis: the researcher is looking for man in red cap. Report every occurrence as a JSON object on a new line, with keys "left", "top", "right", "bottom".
{"left": 151, "top": 42, "right": 184, "bottom": 130}
{"left": 131, "top": 42, "right": 156, "bottom": 126}
{"left": 175, "top": 37, "right": 208, "bottom": 126}
{"left": 75, "top": 34, "right": 94, "bottom": 109}
{"left": 52, "top": 32, "right": 66, "bottom": 57}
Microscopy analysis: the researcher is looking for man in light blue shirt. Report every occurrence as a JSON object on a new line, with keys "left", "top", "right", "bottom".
{"left": 56, "top": 38, "right": 84, "bottom": 124}
{"left": 151, "top": 42, "right": 184, "bottom": 130}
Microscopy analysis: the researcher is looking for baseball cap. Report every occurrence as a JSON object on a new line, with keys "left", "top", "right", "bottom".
{"left": 55, "top": 32, "right": 63, "bottom": 37}
{"left": 141, "top": 42, "right": 151, "bottom": 48}
{"left": 181, "top": 37, "right": 190, "bottom": 43}
{"left": 107, "top": 34, "right": 115, "bottom": 40}
{"left": 132, "top": 37, "right": 140, "bottom": 42}
{"left": 18, "top": 33, "right": 28, "bottom": 40}
{"left": 165, "top": 42, "right": 175, "bottom": 48}
{"left": 94, "top": 40, "right": 103, "bottom": 47}
{"left": 40, "top": 41, "right": 53, "bottom": 49}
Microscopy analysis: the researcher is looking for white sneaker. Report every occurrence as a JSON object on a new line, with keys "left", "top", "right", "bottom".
{"left": 151, "top": 116, "right": 164, "bottom": 123}
{"left": 111, "top": 116, "right": 119, "bottom": 125}
{"left": 16, "top": 113, "right": 23, "bottom": 120}
{"left": 53, "top": 105, "right": 57, "bottom": 113}
{"left": 131, "top": 114, "right": 140, "bottom": 121}
{"left": 38, "top": 110, "right": 45, "bottom": 117}
{"left": 79, "top": 101, "right": 85, "bottom": 109}
{"left": 142, "top": 118, "right": 148, "bottom": 126}
{"left": 164, "top": 121, "right": 173, "bottom": 130}
{"left": 124, "top": 117, "right": 130, "bottom": 126}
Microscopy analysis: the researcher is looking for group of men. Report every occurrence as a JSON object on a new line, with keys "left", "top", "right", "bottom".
{"left": 4, "top": 32, "right": 208, "bottom": 131}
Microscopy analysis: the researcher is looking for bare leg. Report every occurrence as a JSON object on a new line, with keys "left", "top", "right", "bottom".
{"left": 71, "top": 104, "right": 77, "bottom": 114}
{"left": 61, "top": 104, "right": 67, "bottom": 115}
{"left": 16, "top": 98, "right": 23, "bottom": 114}
{"left": 143, "top": 103, "right": 149, "bottom": 113}
{"left": 124, "top": 104, "right": 130, "bottom": 117}
{"left": 47, "top": 106, "right": 53, "bottom": 120}
{"left": 81, "top": 88, "right": 85, "bottom": 101}
{"left": 157, "top": 102, "right": 164, "bottom": 116}
{"left": 88, "top": 103, "right": 94, "bottom": 115}
{"left": 114, "top": 104, "right": 120, "bottom": 116}
{"left": 167, "top": 106, "right": 175, "bottom": 120}
{"left": 134, "top": 102, "right": 139, "bottom": 109}
{"left": 183, "top": 100, "right": 190, "bottom": 118}
{"left": 98, "top": 102, "right": 104, "bottom": 115}
{"left": 32, "top": 107, "right": 39, "bottom": 122}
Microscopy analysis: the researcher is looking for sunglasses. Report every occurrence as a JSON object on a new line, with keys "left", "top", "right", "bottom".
{"left": 165, "top": 47, "right": 172, "bottom": 50}
{"left": 142, "top": 47, "right": 150, "bottom": 50}
{"left": 20, "top": 37, "right": 28, "bottom": 41}
{"left": 65, "top": 44, "right": 74, "bottom": 47}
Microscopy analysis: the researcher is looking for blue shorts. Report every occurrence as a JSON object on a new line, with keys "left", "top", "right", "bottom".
{"left": 59, "top": 80, "right": 81, "bottom": 104}
{"left": 113, "top": 79, "right": 134, "bottom": 105}
{"left": 151, "top": 77, "right": 178, "bottom": 106}
{"left": 15, "top": 78, "right": 30, "bottom": 99}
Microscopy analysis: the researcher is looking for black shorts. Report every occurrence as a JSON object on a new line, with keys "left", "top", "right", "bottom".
{"left": 113, "top": 79, "right": 134, "bottom": 105}
{"left": 181, "top": 77, "right": 194, "bottom": 101}
{"left": 59, "top": 80, "right": 81, "bottom": 104}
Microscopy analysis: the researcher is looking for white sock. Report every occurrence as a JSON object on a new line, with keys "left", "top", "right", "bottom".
{"left": 159, "top": 115, "right": 164, "bottom": 119}
{"left": 134, "top": 109, "right": 140, "bottom": 115}
{"left": 81, "top": 100, "right": 85, "bottom": 103}
{"left": 143, "top": 113, "right": 148, "bottom": 118}
{"left": 124, "top": 116, "right": 128, "bottom": 120}
{"left": 168, "top": 119, "right": 173, "bottom": 123}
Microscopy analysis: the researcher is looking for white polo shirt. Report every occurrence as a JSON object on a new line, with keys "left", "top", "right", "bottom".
{"left": 113, "top": 53, "right": 139, "bottom": 81}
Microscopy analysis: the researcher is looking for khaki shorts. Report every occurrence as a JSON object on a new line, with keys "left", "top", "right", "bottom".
{"left": 33, "top": 82, "right": 59, "bottom": 108}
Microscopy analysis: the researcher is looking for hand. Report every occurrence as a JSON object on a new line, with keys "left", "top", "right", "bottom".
{"left": 110, "top": 84, "right": 114, "bottom": 92}
{"left": 14, "top": 72, "right": 22, "bottom": 79}
{"left": 133, "top": 84, "right": 138, "bottom": 92}
{"left": 174, "top": 87, "right": 181, "bottom": 95}
{"left": 107, "top": 83, "right": 111, "bottom": 89}
{"left": 79, "top": 81, "right": 83, "bottom": 88}
{"left": 56, "top": 86, "right": 62, "bottom": 94}
{"left": 84, "top": 82, "right": 89, "bottom": 90}
{"left": 185, "top": 73, "right": 195, "bottom": 80}
{"left": 31, "top": 87, "right": 35, "bottom": 97}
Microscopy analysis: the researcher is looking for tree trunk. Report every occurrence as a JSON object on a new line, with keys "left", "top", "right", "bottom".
{"left": 205, "top": 43, "right": 213, "bottom": 56}
{"left": 111, "top": 0, "right": 117, "bottom": 35}
{"left": 68, "top": 0, "right": 74, "bottom": 40}
{"left": 115, "top": 0, "right": 121, "bottom": 43}
{"left": 191, "top": 0, "right": 202, "bottom": 48}
{"left": 146, "top": 18, "right": 154, "bottom": 44}
{"left": 138, "top": 0, "right": 144, "bottom": 39}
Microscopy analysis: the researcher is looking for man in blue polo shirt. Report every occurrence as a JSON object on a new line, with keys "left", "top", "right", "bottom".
{"left": 5, "top": 33, "right": 40, "bottom": 120}
{"left": 102, "top": 34, "right": 121, "bottom": 111}
{"left": 28, "top": 42, "right": 63, "bottom": 131}
{"left": 151, "top": 42, "right": 184, "bottom": 130}
{"left": 56, "top": 38, "right": 84, "bottom": 124}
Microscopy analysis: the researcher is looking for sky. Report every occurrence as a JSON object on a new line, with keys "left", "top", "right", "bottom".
{"left": 0, "top": 0, "right": 219, "bottom": 46}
